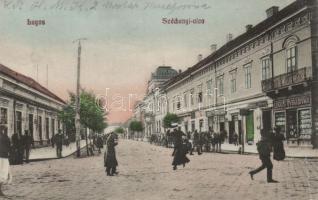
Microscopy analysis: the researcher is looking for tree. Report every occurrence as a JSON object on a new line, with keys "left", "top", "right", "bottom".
{"left": 163, "top": 113, "right": 179, "bottom": 128}
{"left": 58, "top": 89, "right": 108, "bottom": 149}
{"left": 114, "top": 127, "right": 125, "bottom": 134}
{"left": 129, "top": 121, "right": 143, "bottom": 139}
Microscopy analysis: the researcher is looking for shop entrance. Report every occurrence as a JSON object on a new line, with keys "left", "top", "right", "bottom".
{"left": 28, "top": 114, "right": 34, "bottom": 140}
{"left": 229, "top": 119, "right": 235, "bottom": 144}
{"left": 262, "top": 110, "right": 272, "bottom": 136}
{"left": 246, "top": 111, "right": 254, "bottom": 143}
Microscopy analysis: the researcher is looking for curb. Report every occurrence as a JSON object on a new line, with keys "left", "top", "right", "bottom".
{"left": 25, "top": 145, "right": 87, "bottom": 163}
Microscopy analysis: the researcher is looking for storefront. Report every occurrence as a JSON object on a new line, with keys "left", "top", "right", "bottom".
{"left": 273, "top": 93, "right": 312, "bottom": 146}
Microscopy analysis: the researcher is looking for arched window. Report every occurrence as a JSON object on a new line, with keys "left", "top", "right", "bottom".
{"left": 283, "top": 35, "right": 299, "bottom": 73}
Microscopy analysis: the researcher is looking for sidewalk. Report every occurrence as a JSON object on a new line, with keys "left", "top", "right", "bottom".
{"left": 221, "top": 143, "right": 318, "bottom": 158}
{"left": 28, "top": 140, "right": 87, "bottom": 161}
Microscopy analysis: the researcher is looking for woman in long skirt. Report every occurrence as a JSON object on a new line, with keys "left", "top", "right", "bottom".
{"left": 0, "top": 126, "right": 12, "bottom": 196}
{"left": 104, "top": 132, "right": 118, "bottom": 176}
{"left": 172, "top": 128, "right": 190, "bottom": 170}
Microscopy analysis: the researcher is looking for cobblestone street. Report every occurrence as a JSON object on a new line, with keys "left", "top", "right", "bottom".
{"left": 1, "top": 140, "right": 318, "bottom": 200}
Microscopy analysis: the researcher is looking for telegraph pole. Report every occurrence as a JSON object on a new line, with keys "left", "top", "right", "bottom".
{"left": 74, "top": 38, "right": 87, "bottom": 157}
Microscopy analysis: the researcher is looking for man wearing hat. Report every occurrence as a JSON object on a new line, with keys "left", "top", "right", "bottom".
{"left": 249, "top": 129, "right": 278, "bottom": 183}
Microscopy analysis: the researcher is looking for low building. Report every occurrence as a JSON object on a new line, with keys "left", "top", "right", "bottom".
{"left": 0, "top": 64, "right": 65, "bottom": 146}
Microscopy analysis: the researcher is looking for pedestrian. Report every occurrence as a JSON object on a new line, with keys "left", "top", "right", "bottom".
{"left": 249, "top": 130, "right": 278, "bottom": 183}
{"left": 11, "top": 132, "right": 24, "bottom": 165}
{"left": 172, "top": 127, "right": 189, "bottom": 170}
{"left": 51, "top": 135, "right": 55, "bottom": 148}
{"left": 211, "top": 130, "right": 216, "bottom": 152}
{"left": 215, "top": 132, "right": 221, "bottom": 152}
{"left": 192, "top": 130, "right": 202, "bottom": 155}
{"left": 104, "top": 132, "right": 119, "bottom": 176}
{"left": 272, "top": 127, "right": 286, "bottom": 161}
{"left": 96, "top": 135, "right": 104, "bottom": 154}
{"left": 55, "top": 130, "right": 63, "bottom": 158}
{"left": 23, "top": 130, "right": 33, "bottom": 163}
{"left": 64, "top": 134, "right": 70, "bottom": 147}
{"left": 0, "top": 126, "right": 12, "bottom": 197}
{"left": 233, "top": 132, "right": 239, "bottom": 146}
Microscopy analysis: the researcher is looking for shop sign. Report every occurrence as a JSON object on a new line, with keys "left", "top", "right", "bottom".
{"left": 247, "top": 101, "right": 268, "bottom": 109}
{"left": 274, "top": 95, "right": 311, "bottom": 110}
{"left": 206, "top": 111, "right": 213, "bottom": 117}
{"left": 206, "top": 109, "right": 226, "bottom": 116}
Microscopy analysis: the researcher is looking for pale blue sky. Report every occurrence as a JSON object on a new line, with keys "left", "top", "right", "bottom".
{"left": 0, "top": 0, "right": 294, "bottom": 122}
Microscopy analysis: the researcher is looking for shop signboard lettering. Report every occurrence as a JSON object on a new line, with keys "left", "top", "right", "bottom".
{"left": 274, "top": 95, "right": 311, "bottom": 110}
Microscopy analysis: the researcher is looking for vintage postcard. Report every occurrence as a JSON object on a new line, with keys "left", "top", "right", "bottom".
{"left": 0, "top": 0, "right": 317, "bottom": 199}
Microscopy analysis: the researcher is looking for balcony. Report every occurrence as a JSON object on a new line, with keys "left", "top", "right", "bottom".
{"left": 262, "top": 67, "right": 312, "bottom": 93}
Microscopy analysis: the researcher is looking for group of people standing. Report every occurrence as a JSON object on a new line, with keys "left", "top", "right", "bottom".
{"left": 8, "top": 130, "right": 33, "bottom": 165}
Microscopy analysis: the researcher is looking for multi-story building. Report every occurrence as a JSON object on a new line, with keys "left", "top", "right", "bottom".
{"left": 0, "top": 64, "right": 65, "bottom": 146}
{"left": 133, "top": 66, "right": 178, "bottom": 137}
{"left": 136, "top": 0, "right": 318, "bottom": 147}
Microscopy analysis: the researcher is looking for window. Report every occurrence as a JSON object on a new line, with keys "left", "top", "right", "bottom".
{"left": 183, "top": 92, "right": 188, "bottom": 108}
{"left": 172, "top": 98, "right": 175, "bottom": 111}
{"left": 244, "top": 64, "right": 252, "bottom": 89}
{"left": 190, "top": 89, "right": 194, "bottom": 106}
{"left": 0, "top": 108, "right": 8, "bottom": 125}
{"left": 206, "top": 80, "right": 212, "bottom": 96}
{"left": 217, "top": 75, "right": 224, "bottom": 96}
{"left": 197, "top": 84, "right": 203, "bottom": 103}
{"left": 177, "top": 96, "right": 181, "bottom": 110}
{"left": 230, "top": 70, "right": 237, "bottom": 93}
{"left": 262, "top": 58, "right": 271, "bottom": 80}
{"left": 287, "top": 46, "right": 297, "bottom": 73}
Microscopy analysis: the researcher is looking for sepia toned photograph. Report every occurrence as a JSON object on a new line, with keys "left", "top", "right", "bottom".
{"left": 0, "top": 0, "right": 317, "bottom": 199}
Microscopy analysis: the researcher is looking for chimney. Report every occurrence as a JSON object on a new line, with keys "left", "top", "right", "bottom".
{"left": 226, "top": 33, "right": 233, "bottom": 42}
{"left": 210, "top": 44, "right": 217, "bottom": 53}
{"left": 178, "top": 69, "right": 182, "bottom": 74}
{"left": 246, "top": 24, "right": 253, "bottom": 32}
{"left": 197, "top": 54, "right": 203, "bottom": 62}
{"left": 266, "top": 6, "right": 279, "bottom": 18}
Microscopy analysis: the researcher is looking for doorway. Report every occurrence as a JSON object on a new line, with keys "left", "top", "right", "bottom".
{"left": 246, "top": 111, "right": 254, "bottom": 143}
{"left": 262, "top": 110, "right": 272, "bottom": 136}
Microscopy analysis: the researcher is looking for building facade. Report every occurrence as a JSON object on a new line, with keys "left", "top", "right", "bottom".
{"left": 134, "top": 0, "right": 318, "bottom": 147}
{"left": 0, "top": 64, "right": 65, "bottom": 146}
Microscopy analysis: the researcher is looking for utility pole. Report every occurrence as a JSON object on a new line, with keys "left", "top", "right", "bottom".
{"left": 73, "top": 38, "right": 87, "bottom": 157}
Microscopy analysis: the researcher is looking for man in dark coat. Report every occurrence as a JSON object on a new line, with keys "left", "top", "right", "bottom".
{"left": 55, "top": 130, "right": 63, "bottom": 158}
{"left": 172, "top": 127, "right": 189, "bottom": 170}
{"left": 104, "top": 132, "right": 118, "bottom": 176}
{"left": 22, "top": 130, "right": 33, "bottom": 163}
{"left": 192, "top": 130, "right": 202, "bottom": 155}
{"left": 96, "top": 135, "right": 104, "bottom": 154}
{"left": 11, "top": 133, "right": 24, "bottom": 164}
{"left": 249, "top": 130, "right": 278, "bottom": 183}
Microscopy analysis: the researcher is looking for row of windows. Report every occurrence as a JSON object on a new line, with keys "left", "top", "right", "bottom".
{"left": 171, "top": 45, "right": 298, "bottom": 111}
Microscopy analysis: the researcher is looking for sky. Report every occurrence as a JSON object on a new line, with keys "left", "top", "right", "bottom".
{"left": 0, "top": 0, "right": 294, "bottom": 123}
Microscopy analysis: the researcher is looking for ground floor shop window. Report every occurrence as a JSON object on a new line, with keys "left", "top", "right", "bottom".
{"left": 298, "top": 109, "right": 312, "bottom": 140}
{"left": 275, "top": 112, "right": 286, "bottom": 137}
{"left": 275, "top": 108, "right": 312, "bottom": 145}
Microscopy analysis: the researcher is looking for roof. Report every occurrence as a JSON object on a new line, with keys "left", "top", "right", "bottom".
{"left": 163, "top": 0, "right": 314, "bottom": 89}
{"left": 151, "top": 66, "right": 178, "bottom": 80}
{"left": 0, "top": 63, "right": 66, "bottom": 104}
